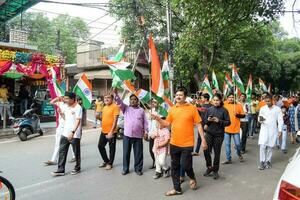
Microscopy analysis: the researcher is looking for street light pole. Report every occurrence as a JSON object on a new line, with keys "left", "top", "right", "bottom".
{"left": 166, "top": 0, "right": 174, "bottom": 100}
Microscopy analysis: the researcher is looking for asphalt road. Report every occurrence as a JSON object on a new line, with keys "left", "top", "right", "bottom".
{"left": 0, "top": 129, "right": 298, "bottom": 200}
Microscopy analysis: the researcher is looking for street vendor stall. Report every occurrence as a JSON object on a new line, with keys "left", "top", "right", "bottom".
{"left": 0, "top": 49, "right": 64, "bottom": 128}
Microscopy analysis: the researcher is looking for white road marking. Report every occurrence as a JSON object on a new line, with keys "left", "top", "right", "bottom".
{"left": 15, "top": 178, "right": 57, "bottom": 192}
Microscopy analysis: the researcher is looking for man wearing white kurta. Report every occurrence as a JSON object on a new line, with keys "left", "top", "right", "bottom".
{"left": 258, "top": 95, "right": 283, "bottom": 170}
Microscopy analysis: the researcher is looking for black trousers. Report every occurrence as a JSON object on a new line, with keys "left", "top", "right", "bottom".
{"left": 123, "top": 136, "right": 143, "bottom": 173}
{"left": 203, "top": 133, "right": 224, "bottom": 172}
{"left": 98, "top": 132, "right": 116, "bottom": 165}
{"left": 58, "top": 136, "right": 81, "bottom": 172}
{"left": 170, "top": 144, "right": 195, "bottom": 192}
{"left": 149, "top": 138, "right": 155, "bottom": 166}
{"left": 240, "top": 122, "right": 249, "bottom": 152}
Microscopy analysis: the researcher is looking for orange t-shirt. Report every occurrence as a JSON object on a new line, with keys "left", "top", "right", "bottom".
{"left": 166, "top": 103, "right": 201, "bottom": 147}
{"left": 101, "top": 103, "right": 120, "bottom": 134}
{"left": 258, "top": 101, "right": 266, "bottom": 109}
{"left": 224, "top": 103, "right": 244, "bottom": 134}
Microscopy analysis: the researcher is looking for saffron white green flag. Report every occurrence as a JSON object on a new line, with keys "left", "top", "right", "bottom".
{"left": 246, "top": 74, "right": 252, "bottom": 103}
{"left": 109, "top": 62, "right": 136, "bottom": 89}
{"left": 149, "top": 35, "right": 164, "bottom": 97}
{"left": 231, "top": 65, "right": 245, "bottom": 93}
{"left": 113, "top": 44, "right": 125, "bottom": 62}
{"left": 50, "top": 67, "right": 64, "bottom": 97}
{"left": 135, "top": 89, "right": 151, "bottom": 103}
{"left": 212, "top": 70, "right": 219, "bottom": 91}
{"left": 201, "top": 75, "right": 213, "bottom": 98}
{"left": 162, "top": 52, "right": 170, "bottom": 97}
{"left": 73, "top": 74, "right": 93, "bottom": 109}
{"left": 259, "top": 78, "right": 268, "bottom": 92}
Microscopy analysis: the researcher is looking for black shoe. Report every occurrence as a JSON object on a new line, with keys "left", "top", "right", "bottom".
{"left": 239, "top": 156, "right": 244, "bottom": 163}
{"left": 122, "top": 171, "right": 129, "bottom": 175}
{"left": 136, "top": 171, "right": 143, "bottom": 176}
{"left": 282, "top": 150, "right": 288, "bottom": 154}
{"left": 153, "top": 172, "right": 163, "bottom": 179}
{"left": 71, "top": 169, "right": 80, "bottom": 175}
{"left": 265, "top": 161, "right": 272, "bottom": 169}
{"left": 222, "top": 160, "right": 232, "bottom": 164}
{"left": 258, "top": 162, "right": 265, "bottom": 170}
{"left": 212, "top": 172, "right": 219, "bottom": 180}
{"left": 203, "top": 167, "right": 213, "bottom": 177}
{"left": 51, "top": 171, "right": 65, "bottom": 176}
{"left": 149, "top": 165, "right": 155, "bottom": 169}
{"left": 163, "top": 167, "right": 171, "bottom": 178}
{"left": 98, "top": 163, "right": 107, "bottom": 168}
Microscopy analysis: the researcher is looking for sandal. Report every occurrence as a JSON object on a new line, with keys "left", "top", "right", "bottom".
{"left": 165, "top": 189, "right": 183, "bottom": 196}
{"left": 189, "top": 179, "right": 198, "bottom": 190}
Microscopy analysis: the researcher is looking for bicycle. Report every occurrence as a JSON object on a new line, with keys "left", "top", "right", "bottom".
{"left": 0, "top": 171, "right": 15, "bottom": 200}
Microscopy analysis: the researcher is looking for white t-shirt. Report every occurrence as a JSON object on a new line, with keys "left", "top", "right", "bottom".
{"left": 56, "top": 102, "right": 67, "bottom": 128}
{"left": 63, "top": 103, "right": 82, "bottom": 139}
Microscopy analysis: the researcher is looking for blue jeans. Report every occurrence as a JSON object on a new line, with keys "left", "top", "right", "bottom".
{"left": 224, "top": 133, "right": 241, "bottom": 161}
{"left": 248, "top": 114, "right": 257, "bottom": 136}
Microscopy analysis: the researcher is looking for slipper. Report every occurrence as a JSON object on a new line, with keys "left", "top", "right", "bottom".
{"left": 165, "top": 189, "right": 183, "bottom": 196}
{"left": 189, "top": 179, "right": 198, "bottom": 190}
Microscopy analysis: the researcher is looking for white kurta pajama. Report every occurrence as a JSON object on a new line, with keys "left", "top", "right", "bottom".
{"left": 258, "top": 105, "right": 283, "bottom": 163}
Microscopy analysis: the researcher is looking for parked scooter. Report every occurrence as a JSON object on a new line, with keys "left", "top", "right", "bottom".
{"left": 12, "top": 98, "right": 43, "bottom": 141}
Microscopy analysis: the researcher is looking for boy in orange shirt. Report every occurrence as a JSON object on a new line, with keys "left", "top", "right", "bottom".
{"left": 223, "top": 93, "right": 245, "bottom": 164}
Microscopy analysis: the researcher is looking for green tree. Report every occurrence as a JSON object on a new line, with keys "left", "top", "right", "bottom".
{"left": 8, "top": 13, "right": 89, "bottom": 64}
{"left": 109, "top": 0, "right": 285, "bottom": 90}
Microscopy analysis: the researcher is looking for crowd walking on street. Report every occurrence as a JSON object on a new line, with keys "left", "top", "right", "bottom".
{"left": 42, "top": 85, "right": 300, "bottom": 196}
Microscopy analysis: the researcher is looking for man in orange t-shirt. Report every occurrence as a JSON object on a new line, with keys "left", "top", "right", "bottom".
{"left": 152, "top": 87, "right": 207, "bottom": 196}
{"left": 97, "top": 94, "right": 120, "bottom": 170}
{"left": 223, "top": 93, "right": 245, "bottom": 164}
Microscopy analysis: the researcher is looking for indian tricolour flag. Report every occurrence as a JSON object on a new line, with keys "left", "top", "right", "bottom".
{"left": 201, "top": 75, "right": 213, "bottom": 98}
{"left": 162, "top": 52, "right": 170, "bottom": 97}
{"left": 225, "top": 72, "right": 233, "bottom": 89}
{"left": 102, "top": 44, "right": 125, "bottom": 65}
{"left": 50, "top": 67, "right": 65, "bottom": 97}
{"left": 109, "top": 62, "right": 136, "bottom": 89}
{"left": 259, "top": 78, "right": 268, "bottom": 92}
{"left": 231, "top": 64, "right": 245, "bottom": 93}
{"left": 149, "top": 34, "right": 164, "bottom": 97}
{"left": 223, "top": 81, "right": 229, "bottom": 99}
{"left": 73, "top": 74, "right": 93, "bottom": 109}
{"left": 246, "top": 74, "right": 252, "bottom": 103}
{"left": 212, "top": 70, "right": 219, "bottom": 91}
{"left": 113, "top": 44, "right": 125, "bottom": 62}
{"left": 135, "top": 89, "right": 151, "bottom": 104}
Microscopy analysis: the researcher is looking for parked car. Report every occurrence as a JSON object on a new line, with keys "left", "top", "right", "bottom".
{"left": 273, "top": 146, "right": 300, "bottom": 200}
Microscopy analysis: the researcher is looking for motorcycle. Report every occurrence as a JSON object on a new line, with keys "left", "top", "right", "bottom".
{"left": 12, "top": 99, "right": 43, "bottom": 141}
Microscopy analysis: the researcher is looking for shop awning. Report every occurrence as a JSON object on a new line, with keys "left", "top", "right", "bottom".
{"left": 135, "top": 66, "right": 149, "bottom": 78}
{"left": 74, "top": 69, "right": 112, "bottom": 80}
{"left": 74, "top": 66, "right": 150, "bottom": 80}
{"left": 0, "top": 0, "right": 41, "bottom": 23}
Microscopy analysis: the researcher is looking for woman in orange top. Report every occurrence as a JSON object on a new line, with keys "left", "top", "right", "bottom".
{"left": 223, "top": 93, "right": 245, "bottom": 164}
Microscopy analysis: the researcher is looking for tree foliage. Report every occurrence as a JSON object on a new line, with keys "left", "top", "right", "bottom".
{"left": 108, "top": 0, "right": 300, "bottom": 92}
{"left": 7, "top": 13, "right": 89, "bottom": 64}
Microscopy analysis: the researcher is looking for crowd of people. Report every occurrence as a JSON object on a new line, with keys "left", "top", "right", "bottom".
{"left": 43, "top": 87, "right": 300, "bottom": 196}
